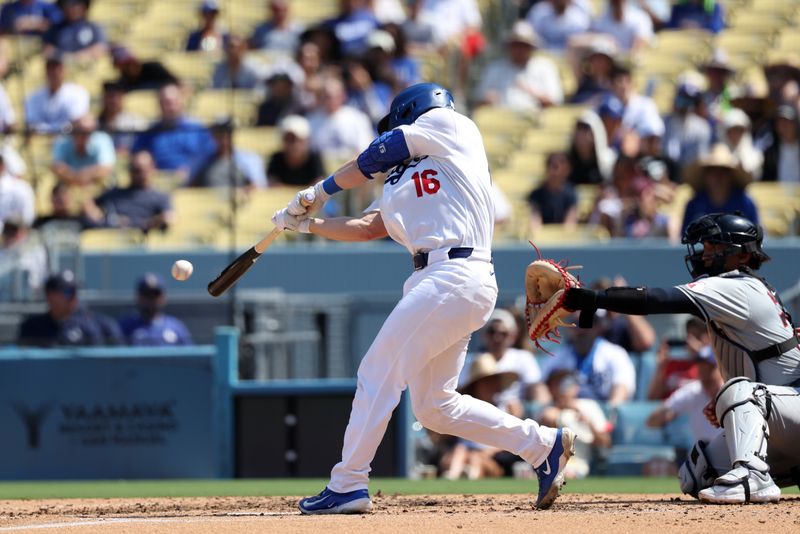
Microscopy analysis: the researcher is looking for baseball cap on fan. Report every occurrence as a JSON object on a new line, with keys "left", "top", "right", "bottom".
{"left": 137, "top": 272, "right": 165, "bottom": 296}
{"left": 279, "top": 115, "right": 311, "bottom": 139}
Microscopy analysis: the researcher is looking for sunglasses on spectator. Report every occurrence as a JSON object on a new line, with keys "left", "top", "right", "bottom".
{"left": 487, "top": 328, "right": 510, "bottom": 337}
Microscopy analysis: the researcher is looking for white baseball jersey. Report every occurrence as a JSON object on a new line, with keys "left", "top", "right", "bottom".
{"left": 676, "top": 271, "right": 800, "bottom": 386}
{"left": 369, "top": 107, "right": 494, "bottom": 254}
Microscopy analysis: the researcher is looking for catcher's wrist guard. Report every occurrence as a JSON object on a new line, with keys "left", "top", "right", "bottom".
{"left": 563, "top": 288, "right": 597, "bottom": 311}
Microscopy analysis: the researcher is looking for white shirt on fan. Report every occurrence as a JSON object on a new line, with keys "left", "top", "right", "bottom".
{"left": 366, "top": 107, "right": 494, "bottom": 254}
{"left": 663, "top": 379, "right": 720, "bottom": 443}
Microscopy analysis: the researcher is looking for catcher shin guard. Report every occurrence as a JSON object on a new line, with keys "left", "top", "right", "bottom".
{"left": 679, "top": 440, "right": 720, "bottom": 498}
{"left": 715, "top": 378, "right": 770, "bottom": 473}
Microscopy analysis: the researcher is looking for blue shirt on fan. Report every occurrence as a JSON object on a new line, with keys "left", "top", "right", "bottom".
{"left": 132, "top": 117, "right": 216, "bottom": 171}
{"left": 0, "top": 0, "right": 62, "bottom": 36}
{"left": 118, "top": 314, "right": 193, "bottom": 347}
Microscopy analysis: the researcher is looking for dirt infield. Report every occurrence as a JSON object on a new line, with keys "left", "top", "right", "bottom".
{"left": 1, "top": 494, "right": 799, "bottom": 533}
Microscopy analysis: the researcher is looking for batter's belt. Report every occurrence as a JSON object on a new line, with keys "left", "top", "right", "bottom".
{"left": 412, "top": 247, "right": 492, "bottom": 271}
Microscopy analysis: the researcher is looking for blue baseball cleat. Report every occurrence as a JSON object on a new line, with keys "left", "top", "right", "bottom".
{"left": 298, "top": 487, "right": 373, "bottom": 515}
{"left": 534, "top": 427, "right": 576, "bottom": 510}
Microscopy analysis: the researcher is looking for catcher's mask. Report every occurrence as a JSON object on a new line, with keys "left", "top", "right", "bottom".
{"left": 682, "top": 212, "right": 770, "bottom": 278}
{"left": 377, "top": 82, "right": 455, "bottom": 134}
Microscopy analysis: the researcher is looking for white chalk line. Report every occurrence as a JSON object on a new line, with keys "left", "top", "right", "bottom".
{"left": 0, "top": 513, "right": 298, "bottom": 531}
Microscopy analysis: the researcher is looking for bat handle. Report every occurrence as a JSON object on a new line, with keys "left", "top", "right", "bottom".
{"left": 300, "top": 191, "right": 314, "bottom": 207}
{"left": 254, "top": 226, "right": 283, "bottom": 254}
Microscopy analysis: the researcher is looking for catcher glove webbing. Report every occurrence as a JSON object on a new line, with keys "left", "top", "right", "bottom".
{"left": 525, "top": 242, "right": 581, "bottom": 354}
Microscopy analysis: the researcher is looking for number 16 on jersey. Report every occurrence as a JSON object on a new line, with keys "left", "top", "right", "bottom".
{"left": 412, "top": 169, "right": 440, "bottom": 197}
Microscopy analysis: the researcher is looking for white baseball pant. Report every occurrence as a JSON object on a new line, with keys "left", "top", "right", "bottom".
{"left": 328, "top": 255, "right": 557, "bottom": 493}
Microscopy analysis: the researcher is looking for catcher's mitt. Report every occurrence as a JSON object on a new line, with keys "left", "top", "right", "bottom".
{"left": 524, "top": 242, "right": 582, "bottom": 353}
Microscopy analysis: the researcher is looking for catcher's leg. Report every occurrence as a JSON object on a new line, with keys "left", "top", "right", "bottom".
{"left": 698, "top": 378, "right": 780, "bottom": 504}
{"left": 679, "top": 433, "right": 729, "bottom": 498}
{"left": 753, "top": 385, "right": 800, "bottom": 488}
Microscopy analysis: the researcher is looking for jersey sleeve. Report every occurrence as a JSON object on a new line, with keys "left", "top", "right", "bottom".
{"left": 397, "top": 108, "right": 456, "bottom": 159}
{"left": 675, "top": 276, "right": 750, "bottom": 328}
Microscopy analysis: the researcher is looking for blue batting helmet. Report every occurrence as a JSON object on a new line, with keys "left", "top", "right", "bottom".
{"left": 377, "top": 83, "right": 455, "bottom": 134}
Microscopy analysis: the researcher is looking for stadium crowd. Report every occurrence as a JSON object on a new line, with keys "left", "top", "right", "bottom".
{"left": 0, "top": 0, "right": 798, "bottom": 302}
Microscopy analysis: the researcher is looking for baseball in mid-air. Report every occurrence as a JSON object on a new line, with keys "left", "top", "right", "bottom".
{"left": 171, "top": 259, "right": 194, "bottom": 281}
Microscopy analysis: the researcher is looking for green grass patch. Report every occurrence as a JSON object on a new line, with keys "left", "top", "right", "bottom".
{"left": 1, "top": 478, "right": 796, "bottom": 500}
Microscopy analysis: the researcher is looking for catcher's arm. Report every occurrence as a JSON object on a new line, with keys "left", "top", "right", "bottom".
{"left": 563, "top": 286, "right": 703, "bottom": 318}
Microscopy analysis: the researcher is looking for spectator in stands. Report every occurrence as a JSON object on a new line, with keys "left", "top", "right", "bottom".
{"left": 474, "top": 20, "right": 562, "bottom": 113}
{"left": 132, "top": 83, "right": 216, "bottom": 175}
{"left": 0, "top": 80, "right": 15, "bottom": 134}
{"left": 596, "top": 92, "right": 625, "bottom": 152}
{"left": 591, "top": 276, "right": 656, "bottom": 353}
{"left": 460, "top": 308, "right": 548, "bottom": 408}
{"left": 295, "top": 41, "right": 324, "bottom": 111}
{"left": 699, "top": 50, "right": 735, "bottom": 125}
{"left": 0, "top": 217, "right": 46, "bottom": 300}
{"left": 647, "top": 317, "right": 709, "bottom": 400}
{"left": 307, "top": 75, "right": 374, "bottom": 161}
{"left": 110, "top": 46, "right": 179, "bottom": 92}
{"left": 526, "top": 0, "right": 591, "bottom": 52}
{"left": 637, "top": 116, "right": 680, "bottom": 184}
{"left": 0, "top": 153, "right": 34, "bottom": 228}
{"left": 528, "top": 151, "right": 577, "bottom": 235}
{"left": 637, "top": 0, "right": 671, "bottom": 30}
{"left": 591, "top": 156, "right": 656, "bottom": 237}
{"left": 647, "top": 348, "right": 722, "bottom": 443}
{"left": 256, "top": 72, "right": 304, "bottom": 126}
{"left": 51, "top": 115, "right": 116, "bottom": 188}
{"left": 118, "top": 273, "right": 193, "bottom": 347}
{"left": 97, "top": 81, "right": 148, "bottom": 153}
{"left": 343, "top": 57, "right": 394, "bottom": 128}
{"left": 540, "top": 310, "right": 636, "bottom": 405}
{"left": 267, "top": 115, "right": 325, "bottom": 187}
{"left": 42, "top": 0, "right": 106, "bottom": 61}
{"left": 189, "top": 119, "right": 266, "bottom": 189}
{"left": 0, "top": 0, "right": 62, "bottom": 36}
{"left": 321, "top": 0, "right": 380, "bottom": 58}
{"left": 33, "top": 183, "right": 89, "bottom": 230}
{"left": 536, "top": 369, "right": 610, "bottom": 479}
{"left": 186, "top": 0, "right": 227, "bottom": 53}
{"left": 380, "top": 23, "right": 421, "bottom": 88}
{"left": 17, "top": 271, "right": 125, "bottom": 346}
{"left": 621, "top": 175, "right": 676, "bottom": 240}
{"left": 762, "top": 104, "right": 800, "bottom": 183}
{"left": 663, "top": 80, "right": 712, "bottom": 170}
{"left": 569, "top": 38, "right": 617, "bottom": 105}
{"left": 667, "top": 0, "right": 724, "bottom": 34}
{"left": 212, "top": 34, "right": 265, "bottom": 90}
{"left": 401, "top": 0, "right": 435, "bottom": 51}
{"left": 24, "top": 52, "right": 90, "bottom": 133}
{"left": 567, "top": 110, "right": 616, "bottom": 184}
{"left": 681, "top": 143, "right": 759, "bottom": 233}
{"left": 444, "top": 353, "right": 522, "bottom": 479}
{"left": 359, "top": 28, "right": 405, "bottom": 95}
{"left": 371, "top": 0, "right": 405, "bottom": 24}
{"left": 590, "top": 0, "right": 653, "bottom": 52}
{"left": 610, "top": 60, "right": 661, "bottom": 148}
{"left": 763, "top": 53, "right": 800, "bottom": 108}
{"left": 250, "top": 0, "right": 303, "bottom": 55}
{"left": 718, "top": 108, "right": 763, "bottom": 180}
{"left": 83, "top": 150, "right": 173, "bottom": 233}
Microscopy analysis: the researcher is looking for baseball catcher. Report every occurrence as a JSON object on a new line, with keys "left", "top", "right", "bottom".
{"left": 532, "top": 212, "right": 800, "bottom": 504}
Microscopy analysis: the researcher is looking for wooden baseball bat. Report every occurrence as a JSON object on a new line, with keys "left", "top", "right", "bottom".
{"left": 207, "top": 227, "right": 283, "bottom": 297}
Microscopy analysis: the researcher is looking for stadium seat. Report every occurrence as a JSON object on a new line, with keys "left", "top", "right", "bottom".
{"left": 536, "top": 106, "right": 587, "bottom": 135}
{"left": 190, "top": 90, "right": 260, "bottom": 126}
{"left": 604, "top": 401, "right": 676, "bottom": 475}
{"left": 233, "top": 127, "right": 281, "bottom": 158}
{"left": 634, "top": 350, "right": 658, "bottom": 401}
{"left": 80, "top": 228, "right": 144, "bottom": 251}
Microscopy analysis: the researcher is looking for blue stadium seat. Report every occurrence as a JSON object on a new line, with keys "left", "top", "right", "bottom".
{"left": 635, "top": 350, "right": 658, "bottom": 401}
{"left": 604, "top": 401, "right": 676, "bottom": 475}
{"left": 611, "top": 401, "right": 666, "bottom": 446}
{"left": 665, "top": 414, "right": 695, "bottom": 452}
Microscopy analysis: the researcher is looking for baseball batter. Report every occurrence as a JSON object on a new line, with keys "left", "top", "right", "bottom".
{"left": 563, "top": 213, "right": 800, "bottom": 504}
{"left": 271, "top": 83, "right": 575, "bottom": 514}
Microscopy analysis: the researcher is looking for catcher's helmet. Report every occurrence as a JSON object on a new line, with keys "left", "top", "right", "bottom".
{"left": 682, "top": 212, "right": 770, "bottom": 278}
{"left": 377, "top": 83, "right": 454, "bottom": 134}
